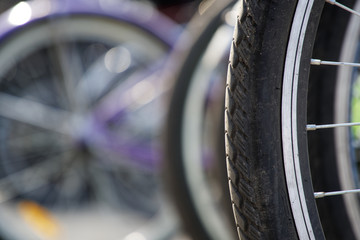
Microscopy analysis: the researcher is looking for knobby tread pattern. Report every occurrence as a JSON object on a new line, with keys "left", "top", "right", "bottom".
{"left": 225, "top": 1, "right": 267, "bottom": 239}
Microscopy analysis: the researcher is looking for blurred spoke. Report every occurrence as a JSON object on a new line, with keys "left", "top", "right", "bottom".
{"left": 51, "top": 42, "right": 84, "bottom": 111}
{"left": 7, "top": 131, "right": 68, "bottom": 151}
{"left": 94, "top": 69, "right": 167, "bottom": 122}
{"left": 87, "top": 161, "right": 120, "bottom": 206}
{"left": 76, "top": 46, "right": 136, "bottom": 106}
{"left": 0, "top": 92, "right": 74, "bottom": 135}
{"left": 0, "top": 150, "right": 74, "bottom": 203}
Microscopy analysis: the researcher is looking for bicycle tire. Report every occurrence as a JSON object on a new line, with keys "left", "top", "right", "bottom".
{"left": 226, "top": 0, "right": 360, "bottom": 239}
{"left": 164, "top": 1, "right": 237, "bottom": 239}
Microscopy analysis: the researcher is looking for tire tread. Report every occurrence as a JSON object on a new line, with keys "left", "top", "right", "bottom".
{"left": 226, "top": 0, "right": 269, "bottom": 238}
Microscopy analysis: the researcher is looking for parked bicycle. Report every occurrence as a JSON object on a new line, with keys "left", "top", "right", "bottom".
{"left": 0, "top": 0, "right": 183, "bottom": 239}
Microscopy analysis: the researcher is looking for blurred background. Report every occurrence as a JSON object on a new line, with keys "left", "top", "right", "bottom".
{"left": 0, "top": 0, "right": 238, "bottom": 239}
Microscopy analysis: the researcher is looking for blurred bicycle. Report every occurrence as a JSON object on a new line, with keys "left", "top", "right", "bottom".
{"left": 0, "top": 0, "right": 183, "bottom": 239}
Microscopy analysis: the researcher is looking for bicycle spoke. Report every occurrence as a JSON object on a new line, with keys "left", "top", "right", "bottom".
{"left": 0, "top": 150, "right": 74, "bottom": 203}
{"left": 94, "top": 68, "right": 166, "bottom": 123}
{"left": 87, "top": 161, "right": 121, "bottom": 206}
{"left": 6, "top": 131, "right": 67, "bottom": 151}
{"left": 76, "top": 46, "right": 136, "bottom": 106}
{"left": 309, "top": 47, "right": 360, "bottom": 132}
{"left": 315, "top": 189, "right": 360, "bottom": 198}
{"left": 311, "top": 58, "right": 360, "bottom": 67}
{"left": 50, "top": 42, "right": 84, "bottom": 111}
{"left": 307, "top": 122, "right": 360, "bottom": 130}
{"left": 0, "top": 92, "right": 73, "bottom": 135}
{"left": 87, "top": 136, "right": 157, "bottom": 170}
{"left": 50, "top": 159, "right": 88, "bottom": 207}
{"left": 326, "top": 0, "right": 360, "bottom": 18}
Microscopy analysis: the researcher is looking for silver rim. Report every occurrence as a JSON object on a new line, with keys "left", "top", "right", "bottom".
{"left": 282, "top": 0, "right": 316, "bottom": 239}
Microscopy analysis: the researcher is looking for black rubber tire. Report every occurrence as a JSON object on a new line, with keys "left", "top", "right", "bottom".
{"left": 225, "top": 1, "right": 300, "bottom": 238}
{"left": 163, "top": 0, "right": 237, "bottom": 239}
{"left": 226, "top": 0, "right": 359, "bottom": 239}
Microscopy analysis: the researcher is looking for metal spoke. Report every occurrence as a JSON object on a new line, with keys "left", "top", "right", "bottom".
{"left": 0, "top": 150, "right": 74, "bottom": 203}
{"left": 76, "top": 46, "right": 136, "bottom": 106}
{"left": 0, "top": 92, "right": 74, "bottom": 135}
{"left": 307, "top": 122, "right": 360, "bottom": 130}
{"left": 51, "top": 159, "right": 87, "bottom": 207}
{"left": 326, "top": 0, "right": 360, "bottom": 18}
{"left": 87, "top": 160, "right": 121, "bottom": 206}
{"left": 94, "top": 68, "right": 167, "bottom": 122}
{"left": 7, "top": 131, "right": 66, "bottom": 150}
{"left": 312, "top": 2, "right": 360, "bottom": 206}
{"left": 311, "top": 58, "right": 360, "bottom": 67}
{"left": 51, "top": 42, "right": 84, "bottom": 111}
{"left": 315, "top": 189, "right": 360, "bottom": 198}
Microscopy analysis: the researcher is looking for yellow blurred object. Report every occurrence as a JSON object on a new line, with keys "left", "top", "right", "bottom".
{"left": 18, "top": 201, "right": 61, "bottom": 239}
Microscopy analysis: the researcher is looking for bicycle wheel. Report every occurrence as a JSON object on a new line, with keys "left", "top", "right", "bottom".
{"left": 164, "top": 1, "right": 237, "bottom": 239}
{"left": 0, "top": 1, "right": 179, "bottom": 239}
{"left": 226, "top": 0, "right": 360, "bottom": 239}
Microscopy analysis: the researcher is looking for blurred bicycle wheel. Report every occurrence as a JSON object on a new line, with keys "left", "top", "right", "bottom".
{"left": 163, "top": 0, "right": 238, "bottom": 239}
{"left": 0, "top": 0, "right": 182, "bottom": 239}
